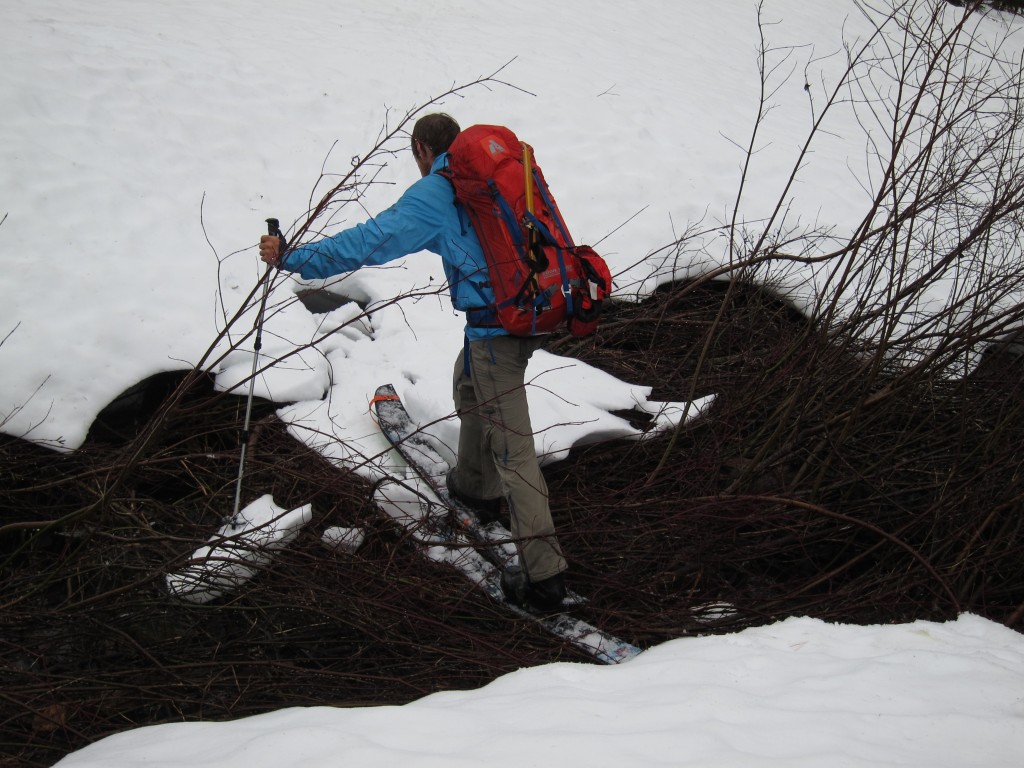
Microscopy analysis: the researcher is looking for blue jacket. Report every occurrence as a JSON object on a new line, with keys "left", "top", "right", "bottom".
{"left": 280, "top": 153, "right": 505, "bottom": 340}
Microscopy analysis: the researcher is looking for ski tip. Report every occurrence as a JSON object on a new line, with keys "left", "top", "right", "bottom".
{"left": 371, "top": 384, "right": 401, "bottom": 413}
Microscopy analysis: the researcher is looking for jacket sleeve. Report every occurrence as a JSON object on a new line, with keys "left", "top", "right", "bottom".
{"left": 280, "top": 176, "right": 448, "bottom": 280}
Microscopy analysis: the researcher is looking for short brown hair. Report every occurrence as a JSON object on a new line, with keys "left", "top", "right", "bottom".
{"left": 411, "top": 113, "right": 461, "bottom": 156}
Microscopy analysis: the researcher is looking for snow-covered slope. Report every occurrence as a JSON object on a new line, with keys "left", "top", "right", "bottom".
{"left": 1, "top": 0, "right": 880, "bottom": 453}
{"left": 54, "top": 614, "right": 1024, "bottom": 768}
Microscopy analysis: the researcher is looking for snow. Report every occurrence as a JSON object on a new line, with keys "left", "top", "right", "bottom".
{"left": 0, "top": 0, "right": 886, "bottom": 453}
{"left": 320, "top": 525, "right": 366, "bottom": 556}
{"left": 3, "top": 0, "right": 1023, "bottom": 765}
{"left": 165, "top": 495, "right": 313, "bottom": 604}
{"left": 52, "top": 615, "right": 1024, "bottom": 768}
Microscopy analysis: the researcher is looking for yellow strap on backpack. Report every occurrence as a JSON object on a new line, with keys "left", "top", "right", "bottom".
{"left": 520, "top": 142, "right": 544, "bottom": 299}
{"left": 522, "top": 141, "right": 535, "bottom": 215}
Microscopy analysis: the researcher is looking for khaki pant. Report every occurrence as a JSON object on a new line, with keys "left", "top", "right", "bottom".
{"left": 452, "top": 336, "right": 567, "bottom": 582}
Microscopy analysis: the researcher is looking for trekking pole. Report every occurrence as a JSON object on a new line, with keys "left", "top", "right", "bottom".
{"left": 230, "top": 217, "right": 281, "bottom": 523}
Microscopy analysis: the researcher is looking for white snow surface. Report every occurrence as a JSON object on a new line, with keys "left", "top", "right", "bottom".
{"left": 5, "top": 1, "right": 1024, "bottom": 766}
{"left": 165, "top": 495, "right": 313, "bottom": 604}
{"left": 4, "top": 0, "right": 953, "bottom": 454}
{"left": 54, "top": 614, "right": 1024, "bottom": 768}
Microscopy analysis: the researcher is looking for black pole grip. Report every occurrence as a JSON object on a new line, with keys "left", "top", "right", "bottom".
{"left": 265, "top": 217, "right": 288, "bottom": 263}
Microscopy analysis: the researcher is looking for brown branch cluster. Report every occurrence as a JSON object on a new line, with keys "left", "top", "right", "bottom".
{"left": 553, "top": 279, "right": 1024, "bottom": 640}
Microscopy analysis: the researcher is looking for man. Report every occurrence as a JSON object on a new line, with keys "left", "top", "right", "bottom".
{"left": 259, "top": 113, "right": 568, "bottom": 610}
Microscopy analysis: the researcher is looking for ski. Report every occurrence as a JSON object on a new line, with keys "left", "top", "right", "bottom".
{"left": 372, "top": 383, "right": 641, "bottom": 664}
{"left": 371, "top": 385, "right": 518, "bottom": 566}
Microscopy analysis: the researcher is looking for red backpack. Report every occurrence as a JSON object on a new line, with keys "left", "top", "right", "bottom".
{"left": 442, "top": 124, "right": 612, "bottom": 337}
